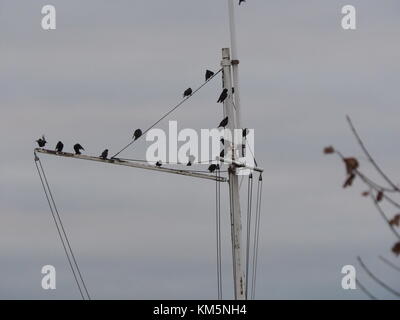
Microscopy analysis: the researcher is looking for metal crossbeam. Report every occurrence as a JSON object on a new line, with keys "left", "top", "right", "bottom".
{"left": 34, "top": 149, "right": 227, "bottom": 183}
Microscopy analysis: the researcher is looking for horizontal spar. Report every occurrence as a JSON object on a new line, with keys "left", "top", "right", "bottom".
{"left": 34, "top": 149, "right": 228, "bottom": 183}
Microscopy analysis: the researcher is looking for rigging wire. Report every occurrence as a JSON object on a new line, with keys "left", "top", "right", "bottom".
{"left": 215, "top": 169, "right": 223, "bottom": 299}
{"left": 34, "top": 155, "right": 86, "bottom": 300}
{"left": 245, "top": 173, "right": 253, "bottom": 299}
{"left": 34, "top": 153, "right": 91, "bottom": 300}
{"left": 251, "top": 173, "right": 263, "bottom": 300}
{"left": 111, "top": 68, "right": 223, "bottom": 159}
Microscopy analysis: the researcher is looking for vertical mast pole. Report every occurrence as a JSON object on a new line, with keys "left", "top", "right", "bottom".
{"left": 221, "top": 48, "right": 246, "bottom": 300}
{"left": 228, "top": 0, "right": 242, "bottom": 129}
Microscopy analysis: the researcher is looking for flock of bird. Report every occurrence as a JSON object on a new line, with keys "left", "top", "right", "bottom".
{"left": 35, "top": 66, "right": 248, "bottom": 174}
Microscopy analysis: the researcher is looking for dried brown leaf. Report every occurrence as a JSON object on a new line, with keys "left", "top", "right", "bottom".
{"left": 392, "top": 242, "right": 400, "bottom": 256}
{"left": 389, "top": 214, "right": 400, "bottom": 227}
{"left": 324, "top": 146, "right": 335, "bottom": 155}
{"left": 343, "top": 174, "right": 356, "bottom": 188}
{"left": 343, "top": 157, "right": 359, "bottom": 175}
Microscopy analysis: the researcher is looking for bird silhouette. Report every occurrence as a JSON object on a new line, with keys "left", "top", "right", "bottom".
{"left": 218, "top": 117, "right": 229, "bottom": 128}
{"left": 55, "top": 141, "right": 64, "bottom": 152}
{"left": 243, "top": 128, "right": 249, "bottom": 138}
{"left": 133, "top": 129, "right": 143, "bottom": 141}
{"left": 217, "top": 89, "right": 228, "bottom": 103}
{"left": 187, "top": 155, "right": 196, "bottom": 166}
{"left": 183, "top": 88, "right": 193, "bottom": 98}
{"left": 220, "top": 138, "right": 225, "bottom": 145}
{"left": 239, "top": 0, "right": 246, "bottom": 5}
{"left": 73, "top": 143, "right": 84, "bottom": 155}
{"left": 100, "top": 149, "right": 108, "bottom": 160}
{"left": 208, "top": 164, "right": 220, "bottom": 173}
{"left": 220, "top": 149, "right": 225, "bottom": 158}
{"left": 36, "top": 135, "right": 47, "bottom": 148}
{"left": 156, "top": 161, "right": 162, "bottom": 167}
{"left": 205, "top": 70, "right": 215, "bottom": 81}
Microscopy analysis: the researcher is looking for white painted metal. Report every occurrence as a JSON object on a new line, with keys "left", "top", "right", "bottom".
{"left": 221, "top": 48, "right": 246, "bottom": 300}
{"left": 228, "top": 0, "right": 242, "bottom": 130}
{"left": 34, "top": 149, "right": 227, "bottom": 183}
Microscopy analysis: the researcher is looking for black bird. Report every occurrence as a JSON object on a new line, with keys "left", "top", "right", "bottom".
{"left": 187, "top": 155, "right": 196, "bottom": 166}
{"left": 205, "top": 70, "right": 215, "bottom": 81}
{"left": 217, "top": 89, "right": 228, "bottom": 103}
{"left": 220, "top": 149, "right": 225, "bottom": 158}
{"left": 208, "top": 164, "right": 220, "bottom": 173}
{"left": 55, "top": 141, "right": 64, "bottom": 152}
{"left": 100, "top": 149, "right": 108, "bottom": 160}
{"left": 36, "top": 135, "right": 47, "bottom": 148}
{"left": 73, "top": 143, "right": 84, "bottom": 155}
{"left": 183, "top": 88, "right": 193, "bottom": 98}
{"left": 133, "top": 129, "right": 143, "bottom": 141}
{"left": 220, "top": 138, "right": 225, "bottom": 145}
{"left": 239, "top": 0, "right": 246, "bottom": 5}
{"left": 156, "top": 161, "right": 162, "bottom": 167}
{"left": 218, "top": 117, "right": 229, "bottom": 129}
{"left": 243, "top": 128, "right": 249, "bottom": 138}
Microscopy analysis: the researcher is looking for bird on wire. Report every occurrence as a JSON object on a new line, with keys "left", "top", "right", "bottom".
{"left": 183, "top": 88, "right": 193, "bottom": 98}
{"left": 100, "top": 149, "right": 108, "bottom": 160}
{"left": 217, "top": 89, "right": 228, "bottom": 103}
{"left": 218, "top": 117, "right": 229, "bottom": 129}
{"left": 73, "top": 143, "right": 85, "bottom": 155}
{"left": 205, "top": 70, "right": 215, "bottom": 81}
{"left": 36, "top": 135, "right": 47, "bottom": 148}
{"left": 55, "top": 141, "right": 64, "bottom": 152}
{"left": 208, "top": 164, "right": 220, "bottom": 173}
{"left": 187, "top": 155, "right": 196, "bottom": 166}
{"left": 133, "top": 129, "right": 143, "bottom": 141}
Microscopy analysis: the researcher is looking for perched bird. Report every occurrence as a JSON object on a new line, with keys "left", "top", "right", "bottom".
{"left": 239, "top": 0, "right": 246, "bottom": 5}
{"left": 217, "top": 89, "right": 228, "bottom": 103}
{"left": 208, "top": 164, "right": 220, "bottom": 173}
{"left": 220, "top": 149, "right": 225, "bottom": 158}
{"left": 100, "top": 149, "right": 108, "bottom": 160}
{"left": 36, "top": 135, "right": 47, "bottom": 148}
{"left": 218, "top": 117, "right": 229, "bottom": 129}
{"left": 220, "top": 138, "right": 225, "bottom": 145}
{"left": 187, "top": 155, "right": 196, "bottom": 166}
{"left": 205, "top": 70, "right": 215, "bottom": 81}
{"left": 183, "top": 88, "right": 193, "bottom": 98}
{"left": 55, "top": 141, "right": 64, "bottom": 152}
{"left": 156, "top": 161, "right": 162, "bottom": 167}
{"left": 242, "top": 128, "right": 250, "bottom": 138}
{"left": 73, "top": 143, "right": 84, "bottom": 155}
{"left": 133, "top": 129, "right": 143, "bottom": 141}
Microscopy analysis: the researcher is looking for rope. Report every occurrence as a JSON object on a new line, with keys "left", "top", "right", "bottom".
{"left": 34, "top": 153, "right": 91, "bottom": 300}
{"left": 215, "top": 169, "right": 223, "bottom": 299}
{"left": 111, "top": 68, "right": 223, "bottom": 159}
{"left": 245, "top": 173, "right": 253, "bottom": 299}
{"left": 228, "top": 175, "right": 237, "bottom": 299}
{"left": 251, "top": 173, "right": 263, "bottom": 300}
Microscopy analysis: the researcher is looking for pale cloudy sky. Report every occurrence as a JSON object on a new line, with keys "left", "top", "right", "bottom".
{"left": 1, "top": 0, "right": 399, "bottom": 299}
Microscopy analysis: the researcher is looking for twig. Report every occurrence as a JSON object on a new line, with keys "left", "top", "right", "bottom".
{"left": 346, "top": 116, "right": 399, "bottom": 192}
{"left": 356, "top": 279, "right": 378, "bottom": 300}
{"left": 357, "top": 256, "right": 400, "bottom": 298}
{"left": 379, "top": 256, "right": 400, "bottom": 273}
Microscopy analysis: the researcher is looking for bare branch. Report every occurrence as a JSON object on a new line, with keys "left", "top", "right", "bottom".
{"left": 346, "top": 116, "right": 399, "bottom": 193}
{"left": 355, "top": 279, "right": 378, "bottom": 300}
{"left": 379, "top": 256, "right": 400, "bottom": 273}
{"left": 357, "top": 256, "right": 400, "bottom": 298}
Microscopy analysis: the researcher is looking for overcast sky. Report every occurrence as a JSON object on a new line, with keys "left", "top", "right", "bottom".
{"left": 1, "top": 0, "right": 400, "bottom": 299}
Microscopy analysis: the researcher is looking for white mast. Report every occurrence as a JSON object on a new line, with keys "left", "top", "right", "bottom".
{"left": 223, "top": 0, "right": 246, "bottom": 300}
